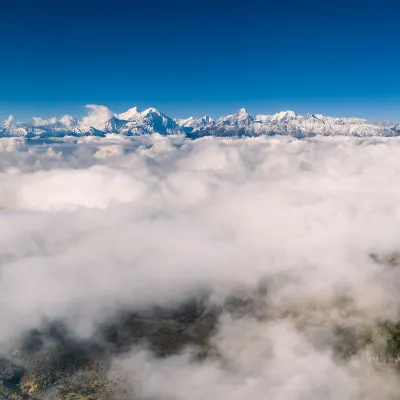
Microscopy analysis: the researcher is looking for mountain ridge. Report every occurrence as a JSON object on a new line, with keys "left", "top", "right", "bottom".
{"left": 2, "top": 107, "right": 400, "bottom": 138}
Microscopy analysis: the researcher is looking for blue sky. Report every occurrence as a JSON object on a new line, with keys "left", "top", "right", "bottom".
{"left": 1, "top": 0, "right": 399, "bottom": 122}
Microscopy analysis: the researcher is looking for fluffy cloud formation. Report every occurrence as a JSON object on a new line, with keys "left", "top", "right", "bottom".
{"left": 59, "top": 114, "right": 75, "bottom": 128}
{"left": 3, "top": 114, "right": 13, "bottom": 127}
{"left": 81, "top": 104, "right": 113, "bottom": 128}
{"left": 1, "top": 135, "right": 400, "bottom": 398}
{"left": 33, "top": 116, "right": 57, "bottom": 126}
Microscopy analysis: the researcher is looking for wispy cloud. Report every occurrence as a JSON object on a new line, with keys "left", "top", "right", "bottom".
{"left": 3, "top": 114, "right": 13, "bottom": 127}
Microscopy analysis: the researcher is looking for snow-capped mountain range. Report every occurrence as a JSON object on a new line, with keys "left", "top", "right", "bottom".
{"left": 2, "top": 106, "right": 400, "bottom": 138}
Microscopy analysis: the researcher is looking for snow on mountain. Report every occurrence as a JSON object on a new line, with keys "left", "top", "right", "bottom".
{"left": 251, "top": 111, "right": 398, "bottom": 137}
{"left": 216, "top": 108, "right": 255, "bottom": 128}
{"left": 268, "top": 110, "right": 297, "bottom": 123}
{"left": 115, "top": 107, "right": 142, "bottom": 121}
{"left": 176, "top": 115, "right": 214, "bottom": 131}
{"left": 116, "top": 107, "right": 181, "bottom": 135}
{"left": 1, "top": 106, "right": 399, "bottom": 139}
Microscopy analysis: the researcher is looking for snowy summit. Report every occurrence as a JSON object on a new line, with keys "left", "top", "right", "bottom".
{"left": 1, "top": 106, "right": 399, "bottom": 138}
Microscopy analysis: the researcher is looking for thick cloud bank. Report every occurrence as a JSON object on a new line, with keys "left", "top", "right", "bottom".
{"left": 1, "top": 135, "right": 400, "bottom": 399}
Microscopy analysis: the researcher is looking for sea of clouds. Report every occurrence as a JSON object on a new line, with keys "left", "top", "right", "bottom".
{"left": 1, "top": 134, "right": 400, "bottom": 399}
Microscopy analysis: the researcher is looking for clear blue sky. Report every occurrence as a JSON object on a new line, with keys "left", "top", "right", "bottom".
{"left": 1, "top": 0, "right": 399, "bottom": 122}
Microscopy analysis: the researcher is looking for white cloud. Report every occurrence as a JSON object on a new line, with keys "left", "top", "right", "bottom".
{"left": 59, "top": 114, "right": 75, "bottom": 128}
{"left": 3, "top": 114, "right": 13, "bottom": 127}
{"left": 33, "top": 116, "right": 57, "bottom": 126}
{"left": 1, "top": 136, "right": 400, "bottom": 398}
{"left": 111, "top": 318, "right": 399, "bottom": 400}
{"left": 81, "top": 104, "right": 113, "bottom": 128}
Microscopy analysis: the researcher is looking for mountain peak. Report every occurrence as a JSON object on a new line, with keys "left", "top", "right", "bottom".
{"left": 271, "top": 110, "right": 297, "bottom": 122}
{"left": 116, "top": 107, "right": 141, "bottom": 121}
{"left": 142, "top": 107, "right": 161, "bottom": 116}
{"left": 1, "top": 106, "right": 397, "bottom": 139}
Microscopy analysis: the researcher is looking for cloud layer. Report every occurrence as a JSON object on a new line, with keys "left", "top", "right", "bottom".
{"left": 1, "top": 135, "right": 400, "bottom": 398}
